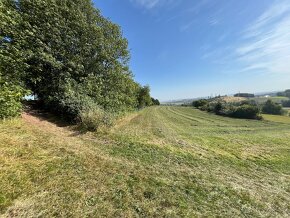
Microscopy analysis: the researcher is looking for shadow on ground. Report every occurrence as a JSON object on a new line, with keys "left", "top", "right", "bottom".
{"left": 23, "top": 100, "right": 86, "bottom": 136}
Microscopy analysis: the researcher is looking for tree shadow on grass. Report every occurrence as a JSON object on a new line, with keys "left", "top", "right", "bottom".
{"left": 23, "top": 100, "right": 87, "bottom": 136}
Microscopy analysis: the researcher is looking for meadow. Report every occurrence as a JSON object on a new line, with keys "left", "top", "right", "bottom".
{"left": 0, "top": 106, "right": 289, "bottom": 217}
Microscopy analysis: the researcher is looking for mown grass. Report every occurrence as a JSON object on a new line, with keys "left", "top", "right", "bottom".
{"left": 0, "top": 106, "right": 290, "bottom": 217}
{"left": 263, "top": 114, "right": 290, "bottom": 124}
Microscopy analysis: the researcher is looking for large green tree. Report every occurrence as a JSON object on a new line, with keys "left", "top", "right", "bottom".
{"left": 0, "top": 0, "right": 29, "bottom": 118}
{"left": 0, "top": 0, "right": 26, "bottom": 83}
{"left": 17, "top": 0, "right": 130, "bottom": 97}
{"left": 1, "top": 0, "right": 155, "bottom": 120}
{"left": 138, "top": 85, "right": 153, "bottom": 108}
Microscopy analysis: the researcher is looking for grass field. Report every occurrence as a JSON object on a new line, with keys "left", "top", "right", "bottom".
{"left": 0, "top": 107, "right": 289, "bottom": 217}
{"left": 263, "top": 114, "right": 290, "bottom": 124}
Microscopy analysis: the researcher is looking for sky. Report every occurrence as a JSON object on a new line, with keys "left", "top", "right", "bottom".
{"left": 94, "top": 0, "right": 290, "bottom": 101}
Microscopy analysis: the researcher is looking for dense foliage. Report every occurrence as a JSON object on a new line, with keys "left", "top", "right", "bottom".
{"left": 0, "top": 0, "right": 159, "bottom": 125}
{"left": 137, "top": 85, "right": 152, "bottom": 108}
{"left": 192, "top": 98, "right": 261, "bottom": 119}
{"left": 234, "top": 93, "right": 255, "bottom": 97}
{"left": 277, "top": 89, "right": 290, "bottom": 98}
{"left": 192, "top": 99, "right": 208, "bottom": 108}
{"left": 229, "top": 104, "right": 260, "bottom": 119}
{"left": 262, "top": 100, "right": 285, "bottom": 115}
{"left": 282, "top": 100, "right": 290, "bottom": 107}
{"left": 0, "top": 76, "right": 28, "bottom": 119}
{"left": 151, "top": 98, "right": 160, "bottom": 105}
{"left": 0, "top": 0, "right": 29, "bottom": 120}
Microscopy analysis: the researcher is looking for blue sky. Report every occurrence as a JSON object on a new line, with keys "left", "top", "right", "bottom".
{"left": 94, "top": 0, "right": 290, "bottom": 101}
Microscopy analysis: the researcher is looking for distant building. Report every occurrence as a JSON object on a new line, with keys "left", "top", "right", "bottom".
{"left": 234, "top": 93, "right": 255, "bottom": 98}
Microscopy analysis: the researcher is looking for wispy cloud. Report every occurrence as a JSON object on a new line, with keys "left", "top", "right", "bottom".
{"left": 130, "top": 0, "right": 160, "bottom": 9}
{"left": 208, "top": 8, "right": 223, "bottom": 26}
{"left": 131, "top": 0, "right": 176, "bottom": 9}
{"left": 186, "top": 0, "right": 212, "bottom": 15}
{"left": 203, "top": 0, "right": 290, "bottom": 76}
{"left": 209, "top": 18, "right": 219, "bottom": 26}
{"left": 158, "top": 0, "right": 211, "bottom": 23}
{"left": 180, "top": 19, "right": 196, "bottom": 32}
{"left": 237, "top": 0, "right": 290, "bottom": 74}
{"left": 244, "top": 0, "right": 290, "bottom": 38}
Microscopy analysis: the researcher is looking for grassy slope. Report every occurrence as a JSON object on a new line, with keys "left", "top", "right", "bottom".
{"left": 0, "top": 107, "right": 290, "bottom": 217}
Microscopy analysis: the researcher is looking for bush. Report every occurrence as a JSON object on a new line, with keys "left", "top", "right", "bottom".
{"left": 79, "top": 107, "right": 114, "bottom": 132}
{"left": 193, "top": 98, "right": 260, "bottom": 120}
{"left": 192, "top": 99, "right": 208, "bottom": 108}
{"left": 0, "top": 80, "right": 28, "bottom": 119}
{"left": 214, "top": 101, "right": 224, "bottom": 114}
{"left": 234, "top": 93, "right": 255, "bottom": 97}
{"left": 151, "top": 98, "right": 160, "bottom": 105}
{"left": 229, "top": 105, "right": 260, "bottom": 119}
{"left": 42, "top": 81, "right": 115, "bottom": 131}
{"left": 282, "top": 100, "right": 290, "bottom": 107}
{"left": 262, "top": 100, "right": 284, "bottom": 115}
{"left": 276, "top": 90, "right": 290, "bottom": 98}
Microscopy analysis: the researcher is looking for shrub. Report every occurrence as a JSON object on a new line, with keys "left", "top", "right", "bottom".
{"left": 192, "top": 99, "right": 208, "bottom": 108}
{"left": 234, "top": 93, "right": 255, "bottom": 97}
{"left": 282, "top": 100, "right": 290, "bottom": 107}
{"left": 214, "top": 101, "right": 224, "bottom": 115}
{"left": 0, "top": 80, "right": 28, "bottom": 119}
{"left": 151, "top": 98, "right": 160, "bottom": 106}
{"left": 138, "top": 86, "right": 152, "bottom": 109}
{"left": 276, "top": 90, "right": 290, "bottom": 98}
{"left": 79, "top": 107, "right": 114, "bottom": 132}
{"left": 42, "top": 81, "right": 115, "bottom": 131}
{"left": 262, "top": 100, "right": 284, "bottom": 115}
{"left": 240, "top": 99, "right": 257, "bottom": 106}
{"left": 193, "top": 98, "right": 260, "bottom": 120}
{"left": 229, "top": 105, "right": 260, "bottom": 119}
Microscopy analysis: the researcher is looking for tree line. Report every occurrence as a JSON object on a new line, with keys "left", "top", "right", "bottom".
{"left": 278, "top": 89, "right": 290, "bottom": 107}
{"left": 0, "top": 0, "right": 159, "bottom": 129}
{"left": 192, "top": 98, "right": 287, "bottom": 120}
{"left": 277, "top": 90, "right": 290, "bottom": 98}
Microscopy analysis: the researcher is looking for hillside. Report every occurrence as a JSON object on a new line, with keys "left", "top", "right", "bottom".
{"left": 0, "top": 107, "right": 290, "bottom": 217}
{"left": 163, "top": 92, "right": 289, "bottom": 105}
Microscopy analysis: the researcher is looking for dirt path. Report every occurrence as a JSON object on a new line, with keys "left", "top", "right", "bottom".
{"left": 21, "top": 111, "right": 75, "bottom": 137}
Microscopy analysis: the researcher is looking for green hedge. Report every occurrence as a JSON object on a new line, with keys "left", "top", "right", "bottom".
{"left": 193, "top": 99, "right": 261, "bottom": 120}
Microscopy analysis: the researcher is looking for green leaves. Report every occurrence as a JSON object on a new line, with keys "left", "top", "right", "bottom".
{"left": 0, "top": 76, "right": 29, "bottom": 119}
{"left": 138, "top": 86, "right": 153, "bottom": 109}
{"left": 262, "top": 100, "right": 285, "bottom": 115}
{"left": 0, "top": 0, "right": 157, "bottom": 120}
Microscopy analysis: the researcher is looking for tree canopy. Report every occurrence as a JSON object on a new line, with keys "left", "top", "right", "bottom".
{"left": 262, "top": 100, "right": 284, "bottom": 115}
{"left": 0, "top": 0, "right": 159, "bottom": 121}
